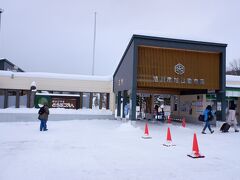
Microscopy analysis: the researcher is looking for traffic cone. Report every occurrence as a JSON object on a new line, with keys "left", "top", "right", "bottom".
{"left": 187, "top": 133, "right": 205, "bottom": 158}
{"left": 142, "top": 122, "right": 152, "bottom": 139}
{"left": 166, "top": 127, "right": 172, "bottom": 141}
{"left": 167, "top": 116, "right": 172, "bottom": 124}
{"left": 163, "top": 127, "right": 175, "bottom": 146}
{"left": 182, "top": 117, "right": 186, "bottom": 128}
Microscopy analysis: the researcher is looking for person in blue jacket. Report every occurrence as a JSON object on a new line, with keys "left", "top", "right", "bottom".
{"left": 202, "top": 105, "right": 214, "bottom": 134}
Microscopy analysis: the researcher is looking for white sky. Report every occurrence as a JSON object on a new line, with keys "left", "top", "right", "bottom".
{"left": 0, "top": 0, "right": 239, "bottom": 75}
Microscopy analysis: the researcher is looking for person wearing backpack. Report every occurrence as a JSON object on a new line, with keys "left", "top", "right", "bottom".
{"left": 38, "top": 103, "right": 50, "bottom": 131}
{"left": 201, "top": 105, "right": 214, "bottom": 134}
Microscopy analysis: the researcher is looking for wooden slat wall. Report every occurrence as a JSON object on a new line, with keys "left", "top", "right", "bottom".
{"left": 137, "top": 46, "right": 220, "bottom": 90}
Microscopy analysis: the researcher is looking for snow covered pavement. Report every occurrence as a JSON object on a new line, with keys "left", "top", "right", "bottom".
{"left": 0, "top": 120, "right": 239, "bottom": 180}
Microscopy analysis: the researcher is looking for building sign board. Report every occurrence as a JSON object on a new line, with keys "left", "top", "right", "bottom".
{"left": 51, "top": 98, "right": 77, "bottom": 109}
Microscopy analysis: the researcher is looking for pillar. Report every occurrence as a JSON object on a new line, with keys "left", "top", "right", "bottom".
{"left": 106, "top": 93, "right": 110, "bottom": 110}
{"left": 122, "top": 90, "right": 127, "bottom": 118}
{"left": 30, "top": 91, "right": 36, "bottom": 108}
{"left": 27, "top": 90, "right": 31, "bottom": 108}
{"left": 99, "top": 93, "right": 103, "bottom": 109}
{"left": 129, "top": 89, "right": 137, "bottom": 120}
{"left": 4, "top": 90, "right": 8, "bottom": 108}
{"left": 216, "top": 91, "right": 226, "bottom": 121}
{"left": 79, "top": 92, "right": 83, "bottom": 109}
{"left": 16, "top": 90, "right": 20, "bottom": 108}
{"left": 89, "top": 92, "right": 93, "bottom": 109}
{"left": 117, "top": 91, "right": 121, "bottom": 117}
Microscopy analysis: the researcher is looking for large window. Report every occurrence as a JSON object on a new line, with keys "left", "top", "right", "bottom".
{"left": 82, "top": 93, "right": 90, "bottom": 109}
{"left": 92, "top": 93, "right": 100, "bottom": 109}
{"left": 101, "top": 93, "right": 107, "bottom": 109}
{"left": 19, "top": 90, "right": 28, "bottom": 108}
{"left": 8, "top": 91, "right": 16, "bottom": 108}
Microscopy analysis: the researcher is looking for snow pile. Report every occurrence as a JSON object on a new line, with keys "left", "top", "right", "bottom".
{"left": 226, "top": 75, "right": 240, "bottom": 88}
{"left": 0, "top": 107, "right": 112, "bottom": 115}
{"left": 0, "top": 70, "right": 112, "bottom": 81}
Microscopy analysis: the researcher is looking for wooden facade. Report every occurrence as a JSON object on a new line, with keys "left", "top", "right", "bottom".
{"left": 137, "top": 46, "right": 220, "bottom": 92}
{"left": 113, "top": 34, "right": 227, "bottom": 120}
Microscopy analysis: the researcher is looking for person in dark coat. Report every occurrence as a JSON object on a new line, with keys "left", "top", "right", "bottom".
{"left": 38, "top": 104, "right": 50, "bottom": 131}
{"left": 154, "top": 104, "right": 159, "bottom": 120}
{"left": 202, "top": 105, "right": 214, "bottom": 134}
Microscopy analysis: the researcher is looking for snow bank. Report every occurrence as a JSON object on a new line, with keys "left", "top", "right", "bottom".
{"left": 0, "top": 70, "right": 112, "bottom": 81}
{"left": 0, "top": 107, "right": 112, "bottom": 115}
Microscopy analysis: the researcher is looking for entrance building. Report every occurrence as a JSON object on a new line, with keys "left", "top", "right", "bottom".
{"left": 113, "top": 35, "right": 227, "bottom": 122}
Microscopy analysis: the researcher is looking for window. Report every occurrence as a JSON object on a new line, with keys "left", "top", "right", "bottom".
{"left": 82, "top": 93, "right": 90, "bottom": 109}
{"left": 8, "top": 91, "right": 17, "bottom": 108}
{"left": 92, "top": 93, "right": 100, "bottom": 109}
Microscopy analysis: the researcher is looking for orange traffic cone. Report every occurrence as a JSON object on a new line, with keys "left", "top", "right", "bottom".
{"left": 187, "top": 133, "right": 205, "bottom": 158}
{"left": 167, "top": 116, "right": 172, "bottom": 124}
{"left": 142, "top": 122, "right": 152, "bottom": 139}
{"left": 163, "top": 127, "right": 175, "bottom": 146}
{"left": 182, "top": 117, "right": 186, "bottom": 128}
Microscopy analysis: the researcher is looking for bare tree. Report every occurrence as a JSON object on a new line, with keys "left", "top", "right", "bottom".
{"left": 227, "top": 59, "right": 240, "bottom": 75}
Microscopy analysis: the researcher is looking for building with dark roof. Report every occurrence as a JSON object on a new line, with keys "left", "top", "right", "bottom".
{"left": 0, "top": 59, "right": 24, "bottom": 72}
{"left": 113, "top": 34, "right": 227, "bottom": 122}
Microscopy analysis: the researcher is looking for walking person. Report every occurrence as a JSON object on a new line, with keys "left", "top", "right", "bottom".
{"left": 154, "top": 104, "right": 159, "bottom": 120}
{"left": 227, "top": 101, "right": 239, "bottom": 132}
{"left": 38, "top": 103, "right": 50, "bottom": 131}
{"left": 202, "top": 105, "right": 214, "bottom": 134}
{"left": 160, "top": 104, "right": 165, "bottom": 121}
{"left": 124, "top": 103, "right": 130, "bottom": 118}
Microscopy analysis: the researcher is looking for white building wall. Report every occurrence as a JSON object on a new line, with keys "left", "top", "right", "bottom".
{"left": 0, "top": 71, "right": 115, "bottom": 112}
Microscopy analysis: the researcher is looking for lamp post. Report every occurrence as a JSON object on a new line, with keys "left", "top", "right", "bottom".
{"left": 0, "top": 8, "right": 3, "bottom": 57}
{"left": 0, "top": 8, "right": 3, "bottom": 33}
{"left": 92, "top": 12, "right": 97, "bottom": 75}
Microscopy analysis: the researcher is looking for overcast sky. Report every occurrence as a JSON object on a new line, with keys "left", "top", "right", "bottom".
{"left": 0, "top": 0, "right": 239, "bottom": 75}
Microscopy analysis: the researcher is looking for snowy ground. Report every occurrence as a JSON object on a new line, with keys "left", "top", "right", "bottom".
{"left": 0, "top": 119, "right": 240, "bottom": 180}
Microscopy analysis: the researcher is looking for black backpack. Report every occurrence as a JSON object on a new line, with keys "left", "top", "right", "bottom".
{"left": 38, "top": 106, "right": 45, "bottom": 115}
{"left": 208, "top": 111, "right": 214, "bottom": 121}
{"left": 198, "top": 114, "right": 204, "bottom": 121}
